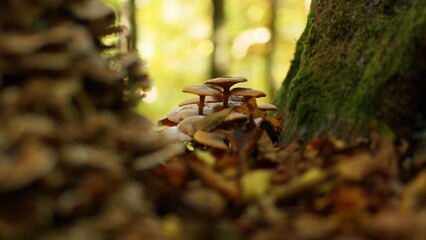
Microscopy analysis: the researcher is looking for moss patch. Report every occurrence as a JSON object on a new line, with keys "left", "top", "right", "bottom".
{"left": 274, "top": 0, "right": 426, "bottom": 143}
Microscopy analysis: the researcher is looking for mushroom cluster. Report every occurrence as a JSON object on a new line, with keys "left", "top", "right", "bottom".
{"left": 0, "top": 1, "right": 183, "bottom": 239}
{"left": 151, "top": 77, "right": 283, "bottom": 216}
{"left": 158, "top": 76, "right": 282, "bottom": 150}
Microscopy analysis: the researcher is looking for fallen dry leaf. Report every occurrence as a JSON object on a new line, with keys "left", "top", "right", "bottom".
{"left": 193, "top": 108, "right": 233, "bottom": 132}
{"left": 187, "top": 159, "right": 241, "bottom": 202}
{"left": 241, "top": 170, "right": 271, "bottom": 200}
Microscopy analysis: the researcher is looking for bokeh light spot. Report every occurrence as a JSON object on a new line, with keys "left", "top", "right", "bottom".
{"left": 197, "top": 40, "right": 214, "bottom": 56}
{"left": 142, "top": 86, "right": 158, "bottom": 103}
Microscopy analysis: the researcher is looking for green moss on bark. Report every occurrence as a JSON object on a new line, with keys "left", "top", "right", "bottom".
{"left": 348, "top": 0, "right": 426, "bottom": 127}
{"left": 275, "top": 0, "right": 426, "bottom": 143}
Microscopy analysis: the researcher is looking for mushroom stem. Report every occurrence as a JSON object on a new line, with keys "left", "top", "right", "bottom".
{"left": 223, "top": 87, "right": 230, "bottom": 108}
{"left": 198, "top": 95, "right": 206, "bottom": 115}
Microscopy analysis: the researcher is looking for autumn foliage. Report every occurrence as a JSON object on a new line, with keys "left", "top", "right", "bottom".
{"left": 152, "top": 81, "right": 426, "bottom": 239}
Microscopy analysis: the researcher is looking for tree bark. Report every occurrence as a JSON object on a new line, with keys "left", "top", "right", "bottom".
{"left": 274, "top": 0, "right": 426, "bottom": 143}
{"left": 265, "top": 0, "right": 278, "bottom": 99}
{"left": 210, "top": 0, "right": 225, "bottom": 78}
{"left": 128, "top": 0, "right": 137, "bottom": 52}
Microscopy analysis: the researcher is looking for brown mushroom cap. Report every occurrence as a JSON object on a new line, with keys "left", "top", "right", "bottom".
{"left": 179, "top": 107, "right": 215, "bottom": 120}
{"left": 182, "top": 85, "right": 223, "bottom": 115}
{"left": 205, "top": 77, "right": 247, "bottom": 108}
{"left": 204, "top": 77, "right": 247, "bottom": 89}
{"left": 160, "top": 126, "right": 192, "bottom": 142}
{"left": 166, "top": 106, "right": 186, "bottom": 123}
{"left": 157, "top": 115, "right": 177, "bottom": 127}
{"left": 230, "top": 87, "right": 266, "bottom": 98}
{"left": 209, "top": 101, "right": 243, "bottom": 111}
{"left": 177, "top": 115, "right": 205, "bottom": 136}
{"left": 224, "top": 112, "right": 249, "bottom": 122}
{"left": 179, "top": 96, "right": 222, "bottom": 107}
{"left": 229, "top": 95, "right": 245, "bottom": 101}
{"left": 182, "top": 85, "right": 222, "bottom": 96}
{"left": 165, "top": 104, "right": 198, "bottom": 126}
{"left": 194, "top": 130, "right": 229, "bottom": 150}
{"left": 257, "top": 103, "right": 278, "bottom": 111}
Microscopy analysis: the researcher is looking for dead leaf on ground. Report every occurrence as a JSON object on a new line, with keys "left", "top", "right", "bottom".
{"left": 187, "top": 158, "right": 241, "bottom": 202}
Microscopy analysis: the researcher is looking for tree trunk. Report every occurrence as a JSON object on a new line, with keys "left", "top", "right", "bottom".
{"left": 210, "top": 0, "right": 225, "bottom": 78}
{"left": 128, "top": 0, "right": 138, "bottom": 52}
{"left": 274, "top": 0, "right": 426, "bottom": 143}
{"left": 265, "top": 0, "right": 278, "bottom": 99}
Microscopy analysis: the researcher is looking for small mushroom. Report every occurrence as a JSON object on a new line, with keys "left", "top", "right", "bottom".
{"left": 230, "top": 87, "right": 266, "bottom": 101}
{"left": 221, "top": 112, "right": 250, "bottom": 130}
{"left": 229, "top": 95, "right": 245, "bottom": 102}
{"left": 179, "top": 95, "right": 222, "bottom": 107}
{"left": 182, "top": 85, "right": 222, "bottom": 115}
{"left": 178, "top": 106, "right": 215, "bottom": 120}
{"left": 163, "top": 104, "right": 200, "bottom": 125}
{"left": 204, "top": 77, "right": 247, "bottom": 108}
{"left": 194, "top": 130, "right": 229, "bottom": 150}
{"left": 224, "top": 112, "right": 249, "bottom": 122}
{"left": 177, "top": 115, "right": 205, "bottom": 136}
{"left": 157, "top": 115, "right": 177, "bottom": 127}
{"left": 165, "top": 106, "right": 185, "bottom": 123}
{"left": 257, "top": 103, "right": 278, "bottom": 111}
{"left": 209, "top": 100, "right": 243, "bottom": 111}
{"left": 160, "top": 126, "right": 192, "bottom": 142}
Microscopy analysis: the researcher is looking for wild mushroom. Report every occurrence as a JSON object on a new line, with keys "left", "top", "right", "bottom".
{"left": 178, "top": 106, "right": 215, "bottom": 120}
{"left": 165, "top": 106, "right": 187, "bottom": 123}
{"left": 204, "top": 77, "right": 247, "bottom": 108}
{"left": 224, "top": 112, "right": 249, "bottom": 123}
{"left": 182, "top": 85, "right": 222, "bottom": 115}
{"left": 230, "top": 87, "right": 266, "bottom": 102}
{"left": 222, "top": 111, "right": 250, "bottom": 130}
{"left": 160, "top": 126, "right": 192, "bottom": 142}
{"left": 257, "top": 103, "right": 278, "bottom": 111}
{"left": 157, "top": 115, "right": 177, "bottom": 127}
{"left": 179, "top": 95, "right": 222, "bottom": 107}
{"left": 177, "top": 115, "right": 205, "bottom": 136}
{"left": 193, "top": 130, "right": 229, "bottom": 150}
{"left": 160, "top": 104, "right": 202, "bottom": 126}
{"left": 209, "top": 100, "right": 243, "bottom": 111}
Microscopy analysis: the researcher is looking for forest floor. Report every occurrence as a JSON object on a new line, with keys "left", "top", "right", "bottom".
{"left": 142, "top": 98, "right": 426, "bottom": 240}
{"left": 1, "top": 95, "right": 425, "bottom": 240}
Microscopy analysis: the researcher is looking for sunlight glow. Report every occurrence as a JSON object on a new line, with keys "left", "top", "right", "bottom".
{"left": 136, "top": 0, "right": 150, "bottom": 7}
{"left": 231, "top": 44, "right": 247, "bottom": 58}
{"left": 142, "top": 87, "right": 158, "bottom": 103}
{"left": 139, "top": 39, "right": 154, "bottom": 59}
{"left": 231, "top": 27, "right": 271, "bottom": 58}
{"left": 252, "top": 27, "right": 271, "bottom": 44}
{"left": 197, "top": 40, "right": 214, "bottom": 55}
{"left": 247, "top": 5, "right": 264, "bottom": 22}
{"left": 188, "top": 23, "right": 211, "bottom": 39}
{"left": 305, "top": 0, "right": 311, "bottom": 10}
{"left": 163, "top": 0, "right": 180, "bottom": 23}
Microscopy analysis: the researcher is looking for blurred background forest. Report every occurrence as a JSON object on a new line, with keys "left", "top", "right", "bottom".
{"left": 103, "top": 0, "right": 310, "bottom": 121}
